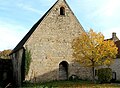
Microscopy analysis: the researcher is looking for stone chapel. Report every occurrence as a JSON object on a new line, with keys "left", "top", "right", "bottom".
{"left": 10, "top": 0, "right": 92, "bottom": 86}
{"left": 10, "top": 0, "right": 120, "bottom": 86}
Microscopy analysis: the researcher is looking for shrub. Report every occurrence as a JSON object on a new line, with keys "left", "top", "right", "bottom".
{"left": 25, "top": 47, "right": 32, "bottom": 75}
{"left": 98, "top": 68, "right": 112, "bottom": 83}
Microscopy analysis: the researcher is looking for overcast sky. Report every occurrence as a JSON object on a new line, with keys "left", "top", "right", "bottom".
{"left": 0, "top": 0, "right": 120, "bottom": 51}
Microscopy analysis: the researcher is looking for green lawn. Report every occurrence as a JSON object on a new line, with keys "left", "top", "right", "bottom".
{"left": 21, "top": 80, "right": 120, "bottom": 88}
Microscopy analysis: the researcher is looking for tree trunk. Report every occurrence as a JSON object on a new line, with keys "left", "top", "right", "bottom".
{"left": 92, "top": 66, "right": 95, "bottom": 83}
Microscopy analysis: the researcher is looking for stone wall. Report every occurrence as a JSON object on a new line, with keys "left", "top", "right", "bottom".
{"left": 10, "top": 48, "right": 24, "bottom": 86}
{"left": 110, "top": 58, "right": 120, "bottom": 81}
{"left": 95, "top": 58, "right": 120, "bottom": 81}
{"left": 24, "top": 0, "right": 92, "bottom": 83}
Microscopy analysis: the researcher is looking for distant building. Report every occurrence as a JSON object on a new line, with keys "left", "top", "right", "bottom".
{"left": 106, "top": 32, "right": 120, "bottom": 57}
{"left": 106, "top": 33, "right": 120, "bottom": 81}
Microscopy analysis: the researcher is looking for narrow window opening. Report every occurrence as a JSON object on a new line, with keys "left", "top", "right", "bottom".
{"left": 60, "top": 7, "right": 65, "bottom": 15}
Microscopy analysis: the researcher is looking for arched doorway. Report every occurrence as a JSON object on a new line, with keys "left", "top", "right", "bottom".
{"left": 59, "top": 61, "right": 68, "bottom": 80}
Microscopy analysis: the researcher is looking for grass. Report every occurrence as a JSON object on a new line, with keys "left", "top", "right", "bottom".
{"left": 21, "top": 80, "right": 120, "bottom": 88}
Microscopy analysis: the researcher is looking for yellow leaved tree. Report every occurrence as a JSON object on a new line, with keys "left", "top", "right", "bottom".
{"left": 72, "top": 29, "right": 118, "bottom": 81}
{"left": 0, "top": 49, "right": 12, "bottom": 59}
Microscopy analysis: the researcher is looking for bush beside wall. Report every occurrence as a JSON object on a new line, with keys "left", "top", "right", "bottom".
{"left": 98, "top": 68, "right": 112, "bottom": 83}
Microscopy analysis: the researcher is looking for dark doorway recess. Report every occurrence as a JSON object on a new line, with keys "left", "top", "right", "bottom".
{"left": 59, "top": 61, "right": 68, "bottom": 80}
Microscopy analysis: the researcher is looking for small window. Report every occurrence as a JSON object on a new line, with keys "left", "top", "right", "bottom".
{"left": 60, "top": 7, "right": 65, "bottom": 15}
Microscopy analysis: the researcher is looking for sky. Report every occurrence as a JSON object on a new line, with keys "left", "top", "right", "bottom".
{"left": 0, "top": 0, "right": 120, "bottom": 51}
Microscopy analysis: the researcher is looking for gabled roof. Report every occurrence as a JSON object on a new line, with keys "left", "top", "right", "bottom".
{"left": 106, "top": 32, "right": 119, "bottom": 42}
{"left": 10, "top": 0, "right": 59, "bottom": 54}
{"left": 106, "top": 32, "right": 120, "bottom": 58}
{"left": 10, "top": 0, "right": 78, "bottom": 54}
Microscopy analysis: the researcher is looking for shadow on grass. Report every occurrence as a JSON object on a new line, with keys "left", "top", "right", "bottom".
{"left": 22, "top": 80, "right": 93, "bottom": 88}
{"left": 21, "top": 80, "right": 120, "bottom": 88}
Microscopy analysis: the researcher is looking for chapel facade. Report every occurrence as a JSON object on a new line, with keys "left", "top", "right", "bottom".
{"left": 10, "top": 0, "right": 92, "bottom": 86}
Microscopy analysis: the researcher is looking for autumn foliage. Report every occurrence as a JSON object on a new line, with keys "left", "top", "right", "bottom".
{"left": 72, "top": 29, "right": 118, "bottom": 81}
{"left": 0, "top": 49, "right": 12, "bottom": 59}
